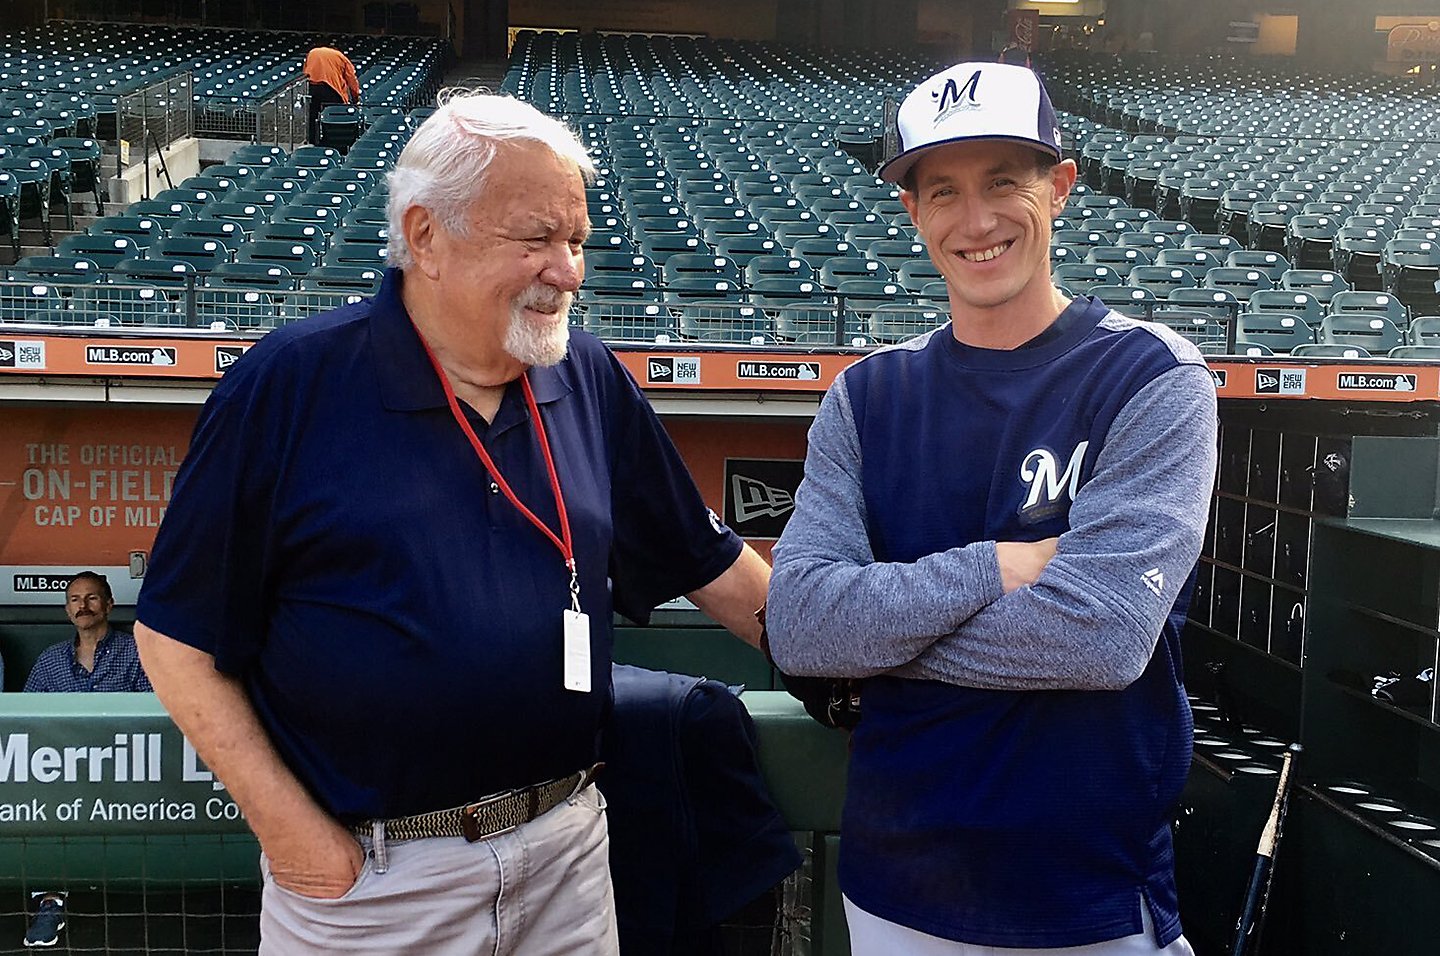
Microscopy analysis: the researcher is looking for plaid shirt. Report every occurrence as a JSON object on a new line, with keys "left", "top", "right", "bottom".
{"left": 22, "top": 629, "right": 153, "bottom": 693}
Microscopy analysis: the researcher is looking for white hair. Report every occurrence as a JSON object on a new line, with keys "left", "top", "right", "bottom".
{"left": 386, "top": 90, "right": 596, "bottom": 268}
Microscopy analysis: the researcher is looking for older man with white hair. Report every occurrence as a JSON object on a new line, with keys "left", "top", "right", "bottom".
{"left": 133, "top": 92, "right": 770, "bottom": 954}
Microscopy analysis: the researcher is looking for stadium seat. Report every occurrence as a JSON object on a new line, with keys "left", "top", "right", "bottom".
{"left": 584, "top": 300, "right": 677, "bottom": 342}
{"left": 12, "top": 255, "right": 101, "bottom": 285}
{"left": 0, "top": 281, "right": 63, "bottom": 321}
{"left": 1055, "top": 263, "right": 1123, "bottom": 294}
{"left": 1129, "top": 265, "right": 1198, "bottom": 297}
{"left": 1166, "top": 287, "right": 1240, "bottom": 318}
{"left": 207, "top": 262, "right": 296, "bottom": 290}
{"left": 170, "top": 218, "right": 247, "bottom": 252}
{"left": 1279, "top": 269, "right": 1349, "bottom": 304}
{"left": 238, "top": 240, "right": 320, "bottom": 275}
{"left": 818, "top": 256, "right": 889, "bottom": 289}
{"left": 1092, "top": 285, "right": 1157, "bottom": 317}
{"left": 867, "top": 303, "right": 945, "bottom": 343}
{"left": 152, "top": 237, "right": 229, "bottom": 273}
{"left": 1409, "top": 315, "right": 1440, "bottom": 346}
{"left": 1387, "top": 345, "right": 1440, "bottom": 359}
{"left": 1147, "top": 309, "right": 1223, "bottom": 349}
{"left": 114, "top": 258, "right": 198, "bottom": 287}
{"left": 1319, "top": 314, "right": 1404, "bottom": 353}
{"left": 1291, "top": 343, "right": 1371, "bottom": 359}
{"left": 674, "top": 300, "right": 772, "bottom": 342}
{"left": 1225, "top": 250, "right": 1289, "bottom": 282}
{"left": 1235, "top": 311, "right": 1314, "bottom": 354}
{"left": 74, "top": 285, "right": 177, "bottom": 325}
{"left": 55, "top": 234, "right": 140, "bottom": 270}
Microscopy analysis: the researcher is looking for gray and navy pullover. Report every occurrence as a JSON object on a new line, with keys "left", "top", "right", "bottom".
{"left": 767, "top": 295, "right": 1218, "bottom": 948}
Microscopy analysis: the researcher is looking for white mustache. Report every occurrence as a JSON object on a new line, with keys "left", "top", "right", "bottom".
{"left": 517, "top": 286, "right": 571, "bottom": 314}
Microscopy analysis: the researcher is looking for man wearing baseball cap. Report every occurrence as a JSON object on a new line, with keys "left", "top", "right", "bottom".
{"left": 767, "top": 63, "right": 1216, "bottom": 953}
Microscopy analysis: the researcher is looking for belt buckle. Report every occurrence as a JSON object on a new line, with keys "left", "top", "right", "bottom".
{"left": 460, "top": 788, "right": 519, "bottom": 843}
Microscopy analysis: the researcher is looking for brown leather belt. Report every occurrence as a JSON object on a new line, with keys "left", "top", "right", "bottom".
{"left": 350, "top": 764, "right": 603, "bottom": 843}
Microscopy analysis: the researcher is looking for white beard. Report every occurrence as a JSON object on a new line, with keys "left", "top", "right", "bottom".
{"left": 503, "top": 286, "right": 573, "bottom": 367}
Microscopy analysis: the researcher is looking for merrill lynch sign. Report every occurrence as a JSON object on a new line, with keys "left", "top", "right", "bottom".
{"left": 0, "top": 707, "right": 245, "bottom": 836}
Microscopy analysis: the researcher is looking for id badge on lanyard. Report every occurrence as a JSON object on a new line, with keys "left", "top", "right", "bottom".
{"left": 415, "top": 327, "right": 591, "bottom": 693}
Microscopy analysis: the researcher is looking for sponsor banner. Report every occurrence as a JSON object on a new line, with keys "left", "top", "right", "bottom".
{"left": 1005, "top": 9, "right": 1039, "bottom": 51}
{"left": 1336, "top": 372, "right": 1418, "bottom": 392}
{"left": 214, "top": 344, "right": 250, "bottom": 374}
{"left": 0, "top": 710, "right": 244, "bottom": 836}
{"left": 0, "top": 334, "right": 258, "bottom": 380}
{"left": 1, "top": 567, "right": 142, "bottom": 605}
{"left": 1389, "top": 22, "right": 1440, "bottom": 62}
{"left": 0, "top": 339, "right": 45, "bottom": 370}
{"left": 1254, "top": 367, "right": 1307, "bottom": 396}
{"left": 722, "top": 458, "right": 804, "bottom": 539}
{"left": 85, "top": 345, "right": 178, "bottom": 367}
{"left": 645, "top": 355, "right": 702, "bottom": 385}
{"left": 736, "top": 360, "right": 821, "bottom": 381}
{"left": 0, "top": 406, "right": 197, "bottom": 568}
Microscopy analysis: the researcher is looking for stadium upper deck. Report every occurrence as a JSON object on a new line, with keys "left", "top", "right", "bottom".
{"left": 2, "top": 31, "right": 1440, "bottom": 359}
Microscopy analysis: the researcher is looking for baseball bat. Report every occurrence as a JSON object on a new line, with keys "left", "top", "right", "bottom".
{"left": 1229, "top": 742, "right": 1302, "bottom": 956}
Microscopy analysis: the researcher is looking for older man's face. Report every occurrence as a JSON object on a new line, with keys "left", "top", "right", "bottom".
{"left": 428, "top": 141, "right": 590, "bottom": 366}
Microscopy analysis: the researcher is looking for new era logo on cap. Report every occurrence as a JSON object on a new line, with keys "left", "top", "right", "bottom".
{"left": 880, "top": 62, "right": 1062, "bottom": 185}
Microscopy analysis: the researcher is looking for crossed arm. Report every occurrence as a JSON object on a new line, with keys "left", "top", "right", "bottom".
{"left": 766, "top": 362, "right": 1218, "bottom": 692}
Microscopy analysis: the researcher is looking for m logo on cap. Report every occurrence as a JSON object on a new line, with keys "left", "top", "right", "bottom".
{"left": 932, "top": 70, "right": 982, "bottom": 126}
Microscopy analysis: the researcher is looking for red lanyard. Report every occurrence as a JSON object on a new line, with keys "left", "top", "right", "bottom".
{"left": 413, "top": 327, "right": 575, "bottom": 579}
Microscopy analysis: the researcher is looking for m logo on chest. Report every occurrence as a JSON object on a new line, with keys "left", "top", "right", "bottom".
{"left": 1017, "top": 442, "right": 1090, "bottom": 520}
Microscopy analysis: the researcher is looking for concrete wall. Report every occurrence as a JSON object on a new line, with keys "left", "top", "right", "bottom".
{"left": 107, "top": 138, "right": 202, "bottom": 208}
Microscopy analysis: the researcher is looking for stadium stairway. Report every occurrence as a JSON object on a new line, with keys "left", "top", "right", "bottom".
{"left": 6, "top": 214, "right": 106, "bottom": 267}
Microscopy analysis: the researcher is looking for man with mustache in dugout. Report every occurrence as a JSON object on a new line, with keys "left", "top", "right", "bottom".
{"left": 134, "top": 93, "right": 770, "bottom": 955}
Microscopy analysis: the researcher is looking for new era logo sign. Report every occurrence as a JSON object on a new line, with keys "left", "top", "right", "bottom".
{"left": 1141, "top": 568, "right": 1165, "bottom": 596}
{"left": 214, "top": 345, "right": 249, "bottom": 374}
{"left": 731, "top": 474, "right": 795, "bottom": 523}
{"left": 723, "top": 458, "right": 804, "bottom": 539}
{"left": 0, "top": 340, "right": 45, "bottom": 369}
{"left": 1254, "top": 368, "right": 1306, "bottom": 395}
{"left": 645, "top": 356, "right": 701, "bottom": 385}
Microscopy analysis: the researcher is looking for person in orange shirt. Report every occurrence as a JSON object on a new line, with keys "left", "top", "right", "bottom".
{"left": 304, "top": 47, "right": 361, "bottom": 145}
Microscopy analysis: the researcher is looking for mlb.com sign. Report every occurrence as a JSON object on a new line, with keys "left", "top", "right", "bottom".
{"left": 1336, "top": 372, "right": 1417, "bottom": 392}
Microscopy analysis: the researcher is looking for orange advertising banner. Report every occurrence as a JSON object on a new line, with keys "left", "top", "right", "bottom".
{"left": 0, "top": 405, "right": 806, "bottom": 577}
{"left": 0, "top": 405, "right": 199, "bottom": 567}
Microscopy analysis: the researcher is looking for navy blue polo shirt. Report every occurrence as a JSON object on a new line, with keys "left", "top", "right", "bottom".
{"left": 137, "top": 269, "right": 743, "bottom": 823}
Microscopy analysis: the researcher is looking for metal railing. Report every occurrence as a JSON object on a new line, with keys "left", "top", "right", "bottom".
{"left": 193, "top": 78, "right": 310, "bottom": 149}
{"left": 0, "top": 277, "right": 370, "bottom": 331}
{"left": 0, "top": 277, "right": 1243, "bottom": 353}
{"left": 256, "top": 78, "right": 310, "bottom": 152}
{"left": 115, "top": 73, "right": 194, "bottom": 179}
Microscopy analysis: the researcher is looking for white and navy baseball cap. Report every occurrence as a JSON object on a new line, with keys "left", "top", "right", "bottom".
{"left": 879, "top": 62, "right": 1063, "bottom": 185}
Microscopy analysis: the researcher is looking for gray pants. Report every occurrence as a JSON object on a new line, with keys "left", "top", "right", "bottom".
{"left": 260, "top": 784, "right": 619, "bottom": 955}
{"left": 844, "top": 896, "right": 1197, "bottom": 956}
